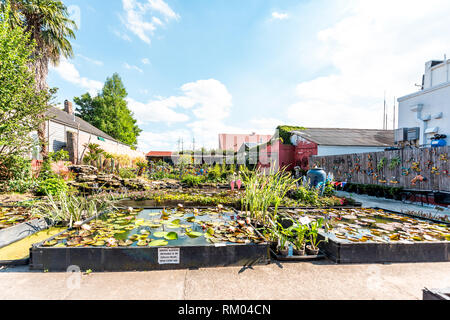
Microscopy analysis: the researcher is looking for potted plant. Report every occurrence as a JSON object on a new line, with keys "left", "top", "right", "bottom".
{"left": 277, "top": 233, "right": 289, "bottom": 257}
{"left": 306, "top": 218, "right": 326, "bottom": 256}
{"left": 292, "top": 224, "right": 307, "bottom": 256}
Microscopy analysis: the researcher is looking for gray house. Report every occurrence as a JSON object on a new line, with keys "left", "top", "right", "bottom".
{"left": 35, "top": 100, "right": 144, "bottom": 163}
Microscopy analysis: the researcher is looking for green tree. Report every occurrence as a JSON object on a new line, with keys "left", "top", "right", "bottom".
{"left": 0, "top": 3, "right": 53, "bottom": 178}
{"left": 2, "top": 0, "right": 77, "bottom": 159}
{"left": 74, "top": 73, "right": 142, "bottom": 148}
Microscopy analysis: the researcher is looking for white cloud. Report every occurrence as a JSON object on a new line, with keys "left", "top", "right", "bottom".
{"left": 127, "top": 97, "right": 190, "bottom": 125}
{"left": 134, "top": 79, "right": 283, "bottom": 151}
{"left": 124, "top": 62, "right": 144, "bottom": 73}
{"left": 287, "top": 0, "right": 450, "bottom": 129}
{"left": 272, "top": 12, "right": 289, "bottom": 20}
{"left": 51, "top": 58, "right": 103, "bottom": 95}
{"left": 142, "top": 58, "right": 151, "bottom": 65}
{"left": 112, "top": 29, "right": 132, "bottom": 42}
{"left": 121, "top": 0, "right": 179, "bottom": 44}
{"left": 77, "top": 54, "right": 103, "bottom": 66}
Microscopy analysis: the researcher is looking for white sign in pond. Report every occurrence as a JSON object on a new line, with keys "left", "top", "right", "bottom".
{"left": 158, "top": 248, "right": 180, "bottom": 264}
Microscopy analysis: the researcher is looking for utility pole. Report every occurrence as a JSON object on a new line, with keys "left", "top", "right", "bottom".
{"left": 383, "top": 92, "right": 386, "bottom": 130}
{"left": 393, "top": 97, "right": 396, "bottom": 130}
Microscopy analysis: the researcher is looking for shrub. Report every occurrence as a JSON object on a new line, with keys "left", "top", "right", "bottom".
{"left": 0, "top": 155, "right": 32, "bottom": 180}
{"left": 323, "top": 181, "right": 336, "bottom": 197}
{"left": 37, "top": 178, "right": 68, "bottom": 196}
{"left": 181, "top": 174, "right": 205, "bottom": 187}
{"left": 49, "top": 150, "right": 70, "bottom": 162}
{"left": 290, "top": 186, "right": 320, "bottom": 206}
{"left": 119, "top": 168, "right": 137, "bottom": 179}
{"left": 7, "top": 179, "right": 39, "bottom": 194}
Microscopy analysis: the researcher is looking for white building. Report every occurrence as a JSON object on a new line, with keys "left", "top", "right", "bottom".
{"left": 397, "top": 59, "right": 449, "bottom": 147}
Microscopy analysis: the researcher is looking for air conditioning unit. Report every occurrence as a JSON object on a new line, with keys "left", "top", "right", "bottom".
{"left": 407, "top": 127, "right": 420, "bottom": 141}
{"left": 394, "top": 128, "right": 408, "bottom": 143}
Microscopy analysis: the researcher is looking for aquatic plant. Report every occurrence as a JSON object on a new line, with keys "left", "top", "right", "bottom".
{"left": 32, "top": 192, "right": 116, "bottom": 228}
{"left": 241, "top": 167, "right": 299, "bottom": 224}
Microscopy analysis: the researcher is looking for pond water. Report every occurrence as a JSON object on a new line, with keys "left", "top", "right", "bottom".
{"left": 42, "top": 207, "right": 265, "bottom": 248}
{"left": 0, "top": 207, "right": 31, "bottom": 230}
{"left": 283, "top": 208, "right": 450, "bottom": 244}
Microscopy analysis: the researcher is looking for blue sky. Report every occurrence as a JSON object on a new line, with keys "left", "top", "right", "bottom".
{"left": 49, "top": 0, "right": 450, "bottom": 151}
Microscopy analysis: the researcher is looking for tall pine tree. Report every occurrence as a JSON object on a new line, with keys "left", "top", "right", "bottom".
{"left": 74, "top": 73, "right": 142, "bottom": 148}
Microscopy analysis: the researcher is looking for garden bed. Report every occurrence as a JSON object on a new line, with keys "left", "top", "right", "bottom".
{"left": 30, "top": 206, "right": 269, "bottom": 272}
{"left": 278, "top": 208, "right": 450, "bottom": 264}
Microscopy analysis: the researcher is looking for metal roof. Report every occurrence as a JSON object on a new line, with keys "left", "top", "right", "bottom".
{"left": 291, "top": 128, "right": 394, "bottom": 147}
{"left": 46, "top": 107, "right": 118, "bottom": 143}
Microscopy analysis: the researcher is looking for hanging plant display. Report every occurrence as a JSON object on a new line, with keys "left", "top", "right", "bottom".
{"left": 377, "top": 157, "right": 387, "bottom": 171}
{"left": 431, "top": 167, "right": 440, "bottom": 175}
{"left": 388, "top": 157, "right": 401, "bottom": 170}
{"left": 411, "top": 162, "right": 421, "bottom": 172}
{"left": 401, "top": 167, "right": 410, "bottom": 176}
{"left": 439, "top": 153, "right": 448, "bottom": 162}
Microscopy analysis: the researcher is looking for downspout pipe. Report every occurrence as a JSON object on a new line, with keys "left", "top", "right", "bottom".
{"left": 410, "top": 104, "right": 428, "bottom": 146}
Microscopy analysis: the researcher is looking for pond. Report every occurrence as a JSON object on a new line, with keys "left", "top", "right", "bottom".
{"left": 282, "top": 208, "right": 450, "bottom": 244}
{"left": 42, "top": 206, "right": 265, "bottom": 248}
{"left": 0, "top": 207, "right": 32, "bottom": 230}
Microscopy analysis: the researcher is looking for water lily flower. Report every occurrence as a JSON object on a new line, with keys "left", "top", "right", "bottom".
{"left": 74, "top": 221, "right": 83, "bottom": 228}
{"left": 81, "top": 224, "right": 92, "bottom": 231}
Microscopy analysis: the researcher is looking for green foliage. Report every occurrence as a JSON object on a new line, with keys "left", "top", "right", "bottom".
{"left": 323, "top": 181, "right": 336, "bottom": 197}
{"left": 32, "top": 192, "right": 115, "bottom": 228}
{"left": 74, "top": 73, "right": 142, "bottom": 147}
{"left": 38, "top": 158, "right": 57, "bottom": 180}
{"left": 6, "top": 179, "right": 39, "bottom": 194}
{"left": 0, "top": 4, "right": 53, "bottom": 160}
{"left": 377, "top": 157, "right": 387, "bottom": 171}
{"left": 241, "top": 167, "right": 299, "bottom": 224}
{"left": 37, "top": 177, "right": 68, "bottom": 196}
{"left": 290, "top": 186, "right": 320, "bottom": 206}
{"left": 136, "top": 160, "right": 148, "bottom": 176}
{"left": 0, "top": 155, "right": 32, "bottom": 180}
{"left": 49, "top": 150, "right": 69, "bottom": 162}
{"left": 277, "top": 125, "right": 306, "bottom": 145}
{"left": 181, "top": 174, "right": 205, "bottom": 187}
{"left": 389, "top": 157, "right": 401, "bottom": 170}
{"left": 119, "top": 168, "right": 137, "bottom": 179}
{"left": 82, "top": 143, "right": 105, "bottom": 166}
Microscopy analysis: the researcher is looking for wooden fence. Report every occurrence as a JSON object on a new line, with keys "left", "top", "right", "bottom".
{"left": 311, "top": 146, "right": 449, "bottom": 192}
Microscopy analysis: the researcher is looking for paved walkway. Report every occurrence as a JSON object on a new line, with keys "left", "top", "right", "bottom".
{"left": 338, "top": 191, "right": 450, "bottom": 219}
{"left": 1, "top": 261, "right": 449, "bottom": 300}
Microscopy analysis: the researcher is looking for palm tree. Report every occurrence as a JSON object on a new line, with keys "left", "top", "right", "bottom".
{"left": 1, "top": 0, "right": 77, "bottom": 159}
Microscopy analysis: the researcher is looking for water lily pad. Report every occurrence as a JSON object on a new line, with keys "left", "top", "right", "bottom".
{"left": 185, "top": 231, "right": 203, "bottom": 238}
{"left": 153, "top": 231, "right": 168, "bottom": 238}
{"left": 148, "top": 240, "right": 168, "bottom": 246}
{"left": 92, "top": 240, "right": 105, "bottom": 246}
{"left": 164, "top": 232, "right": 178, "bottom": 240}
{"left": 43, "top": 240, "right": 57, "bottom": 247}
